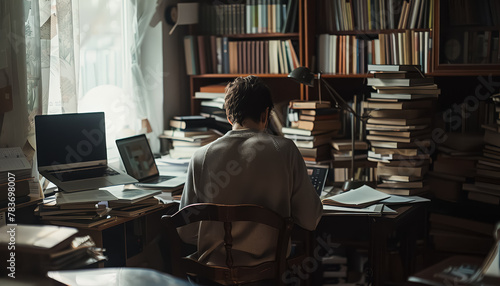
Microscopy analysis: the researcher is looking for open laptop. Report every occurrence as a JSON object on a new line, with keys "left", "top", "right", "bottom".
{"left": 35, "top": 112, "right": 138, "bottom": 193}
{"left": 307, "top": 166, "right": 329, "bottom": 196}
{"left": 116, "top": 134, "right": 186, "bottom": 188}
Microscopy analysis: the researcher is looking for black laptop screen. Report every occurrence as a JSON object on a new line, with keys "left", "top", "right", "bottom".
{"left": 115, "top": 134, "right": 159, "bottom": 181}
{"left": 35, "top": 112, "right": 107, "bottom": 167}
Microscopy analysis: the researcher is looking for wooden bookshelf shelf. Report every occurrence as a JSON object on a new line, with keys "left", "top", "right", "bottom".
{"left": 190, "top": 74, "right": 294, "bottom": 78}
{"left": 224, "top": 33, "right": 299, "bottom": 39}
{"left": 320, "top": 74, "right": 374, "bottom": 79}
{"left": 325, "top": 28, "right": 432, "bottom": 35}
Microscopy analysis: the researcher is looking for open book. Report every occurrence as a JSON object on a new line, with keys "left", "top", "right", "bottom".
{"left": 321, "top": 185, "right": 390, "bottom": 208}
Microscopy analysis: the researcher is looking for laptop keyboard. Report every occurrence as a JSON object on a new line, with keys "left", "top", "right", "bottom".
{"left": 51, "top": 167, "right": 120, "bottom": 182}
{"left": 143, "top": 175, "right": 175, "bottom": 184}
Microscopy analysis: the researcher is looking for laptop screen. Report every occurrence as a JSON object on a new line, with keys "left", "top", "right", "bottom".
{"left": 307, "top": 166, "right": 329, "bottom": 196}
{"left": 35, "top": 112, "right": 108, "bottom": 169}
{"left": 116, "top": 134, "right": 159, "bottom": 181}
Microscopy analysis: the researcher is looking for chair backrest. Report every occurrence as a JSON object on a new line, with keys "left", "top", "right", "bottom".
{"left": 161, "top": 203, "right": 294, "bottom": 285}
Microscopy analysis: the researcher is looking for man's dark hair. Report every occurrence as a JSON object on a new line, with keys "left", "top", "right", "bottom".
{"left": 225, "top": 75, "right": 274, "bottom": 124}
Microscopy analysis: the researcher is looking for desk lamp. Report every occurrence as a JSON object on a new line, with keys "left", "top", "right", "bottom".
{"left": 288, "top": 67, "right": 368, "bottom": 191}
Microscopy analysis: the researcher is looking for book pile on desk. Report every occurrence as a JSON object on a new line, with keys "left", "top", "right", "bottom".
{"left": 106, "top": 188, "right": 163, "bottom": 217}
{"left": 0, "top": 147, "right": 35, "bottom": 207}
{"left": 364, "top": 64, "right": 438, "bottom": 196}
{"left": 161, "top": 116, "right": 221, "bottom": 159}
{"left": 0, "top": 224, "right": 106, "bottom": 276}
{"left": 282, "top": 100, "right": 341, "bottom": 165}
{"left": 35, "top": 197, "right": 115, "bottom": 228}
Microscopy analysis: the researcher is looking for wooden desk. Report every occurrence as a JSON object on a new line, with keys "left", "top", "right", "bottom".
{"left": 317, "top": 203, "right": 429, "bottom": 286}
{"left": 48, "top": 202, "right": 179, "bottom": 269}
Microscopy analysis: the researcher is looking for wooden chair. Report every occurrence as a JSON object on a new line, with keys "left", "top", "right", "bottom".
{"left": 161, "top": 203, "right": 295, "bottom": 285}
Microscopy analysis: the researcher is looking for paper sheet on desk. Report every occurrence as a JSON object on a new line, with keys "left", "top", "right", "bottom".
{"left": 380, "top": 195, "right": 430, "bottom": 205}
{"left": 0, "top": 147, "right": 31, "bottom": 172}
{"left": 155, "top": 192, "right": 181, "bottom": 205}
{"left": 157, "top": 156, "right": 190, "bottom": 165}
{"left": 323, "top": 204, "right": 397, "bottom": 215}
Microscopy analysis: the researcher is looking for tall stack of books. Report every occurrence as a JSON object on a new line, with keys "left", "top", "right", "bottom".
{"left": 463, "top": 119, "right": 500, "bottom": 205}
{"left": 281, "top": 100, "right": 341, "bottom": 164}
{"left": 162, "top": 116, "right": 221, "bottom": 159}
{"left": 364, "top": 64, "right": 439, "bottom": 196}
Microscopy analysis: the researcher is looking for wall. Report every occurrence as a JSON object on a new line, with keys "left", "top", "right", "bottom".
{"left": 161, "top": 0, "right": 192, "bottom": 139}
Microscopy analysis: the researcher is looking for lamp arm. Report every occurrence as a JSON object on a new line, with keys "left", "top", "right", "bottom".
{"left": 320, "top": 78, "right": 370, "bottom": 121}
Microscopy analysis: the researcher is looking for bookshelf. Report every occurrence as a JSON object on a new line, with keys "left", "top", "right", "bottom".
{"left": 432, "top": 0, "right": 500, "bottom": 75}
{"left": 186, "top": 0, "right": 308, "bottom": 116}
{"left": 185, "top": 0, "right": 500, "bottom": 105}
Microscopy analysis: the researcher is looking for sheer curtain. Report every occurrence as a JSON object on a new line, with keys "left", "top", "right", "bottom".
{"left": 18, "top": 0, "right": 163, "bottom": 160}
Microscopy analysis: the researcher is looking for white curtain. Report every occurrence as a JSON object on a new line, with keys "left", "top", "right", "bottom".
{"left": 2, "top": 0, "right": 163, "bottom": 155}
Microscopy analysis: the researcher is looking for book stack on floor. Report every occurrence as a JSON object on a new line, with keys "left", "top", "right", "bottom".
{"left": 162, "top": 116, "right": 221, "bottom": 159}
{"left": 321, "top": 254, "right": 348, "bottom": 286}
{"left": 429, "top": 133, "right": 482, "bottom": 203}
{"left": 429, "top": 212, "right": 496, "bottom": 255}
{"left": 282, "top": 100, "right": 341, "bottom": 165}
{"left": 463, "top": 123, "right": 500, "bottom": 205}
{"left": 0, "top": 224, "right": 106, "bottom": 276}
{"left": 364, "top": 64, "right": 438, "bottom": 196}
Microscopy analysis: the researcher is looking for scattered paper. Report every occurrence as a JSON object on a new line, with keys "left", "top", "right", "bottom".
{"left": 381, "top": 195, "right": 416, "bottom": 205}
{"left": 322, "top": 185, "right": 390, "bottom": 208}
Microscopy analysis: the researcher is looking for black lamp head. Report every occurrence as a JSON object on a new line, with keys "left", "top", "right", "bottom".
{"left": 288, "top": 67, "right": 315, "bottom": 87}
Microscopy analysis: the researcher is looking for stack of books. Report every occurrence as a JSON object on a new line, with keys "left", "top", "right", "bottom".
{"left": 0, "top": 147, "right": 34, "bottom": 207}
{"left": 429, "top": 213, "right": 496, "bottom": 255}
{"left": 194, "top": 82, "right": 226, "bottom": 99}
{"left": 463, "top": 123, "right": 500, "bottom": 205}
{"left": 330, "top": 140, "right": 369, "bottom": 162}
{"left": 162, "top": 116, "right": 221, "bottom": 159}
{"left": 364, "top": 64, "right": 439, "bottom": 196}
{"left": 195, "top": 82, "right": 232, "bottom": 133}
{"left": 429, "top": 133, "right": 482, "bottom": 203}
{"left": 0, "top": 225, "right": 106, "bottom": 276}
{"left": 107, "top": 188, "right": 163, "bottom": 217}
{"left": 282, "top": 100, "right": 341, "bottom": 164}
{"left": 36, "top": 192, "right": 116, "bottom": 228}
{"left": 321, "top": 254, "right": 348, "bottom": 286}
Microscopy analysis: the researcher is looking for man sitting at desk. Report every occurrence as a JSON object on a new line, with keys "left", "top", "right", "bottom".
{"left": 179, "top": 75, "right": 323, "bottom": 267}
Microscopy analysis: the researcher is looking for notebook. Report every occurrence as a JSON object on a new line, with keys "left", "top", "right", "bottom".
{"left": 116, "top": 134, "right": 186, "bottom": 188}
{"left": 35, "top": 112, "right": 138, "bottom": 193}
